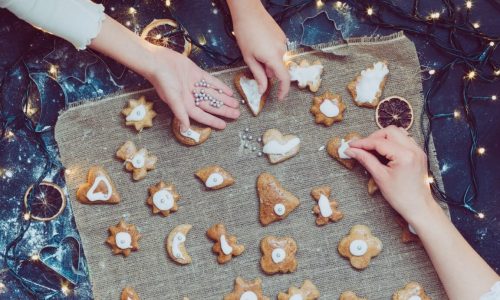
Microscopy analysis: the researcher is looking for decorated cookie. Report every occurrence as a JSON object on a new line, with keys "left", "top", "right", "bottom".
{"left": 278, "top": 280, "right": 320, "bottom": 300}
{"left": 338, "top": 225, "right": 382, "bottom": 270}
{"left": 146, "top": 181, "right": 180, "bottom": 217}
{"left": 347, "top": 61, "right": 389, "bottom": 108}
{"left": 106, "top": 220, "right": 141, "bottom": 257}
{"left": 76, "top": 166, "right": 120, "bottom": 205}
{"left": 234, "top": 71, "right": 272, "bottom": 117}
{"left": 262, "top": 129, "right": 301, "bottom": 164}
{"left": 257, "top": 173, "right": 300, "bottom": 226}
{"left": 121, "top": 287, "right": 140, "bottom": 300}
{"left": 392, "top": 282, "right": 430, "bottom": 300}
{"left": 171, "top": 117, "right": 211, "bottom": 146}
{"left": 166, "top": 224, "right": 192, "bottom": 265}
{"left": 288, "top": 59, "right": 323, "bottom": 92}
{"left": 340, "top": 291, "right": 367, "bottom": 300}
{"left": 260, "top": 236, "right": 297, "bottom": 274}
{"left": 327, "top": 132, "right": 362, "bottom": 170}
{"left": 206, "top": 223, "right": 245, "bottom": 264}
{"left": 310, "top": 91, "right": 346, "bottom": 126}
{"left": 311, "top": 186, "right": 343, "bottom": 226}
{"left": 224, "top": 277, "right": 270, "bottom": 300}
{"left": 195, "top": 165, "right": 235, "bottom": 190}
{"left": 121, "top": 96, "right": 157, "bottom": 132}
{"left": 396, "top": 215, "right": 419, "bottom": 243}
{"left": 367, "top": 177, "right": 379, "bottom": 195}
{"left": 116, "top": 141, "right": 157, "bottom": 181}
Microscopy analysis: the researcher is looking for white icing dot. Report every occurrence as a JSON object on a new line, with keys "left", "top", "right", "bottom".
{"left": 289, "top": 295, "right": 304, "bottom": 300}
{"left": 349, "top": 240, "right": 368, "bottom": 256}
{"left": 273, "top": 203, "right": 286, "bottom": 216}
{"left": 153, "top": 189, "right": 174, "bottom": 211}
{"left": 338, "top": 139, "right": 351, "bottom": 159}
{"left": 319, "top": 99, "right": 340, "bottom": 117}
{"left": 271, "top": 248, "right": 286, "bottom": 263}
{"left": 172, "top": 233, "right": 186, "bottom": 259}
{"left": 181, "top": 128, "right": 201, "bottom": 143}
{"left": 262, "top": 138, "right": 300, "bottom": 155}
{"left": 115, "top": 232, "right": 132, "bottom": 249}
{"left": 318, "top": 194, "right": 333, "bottom": 217}
{"left": 126, "top": 104, "right": 146, "bottom": 122}
{"left": 220, "top": 234, "right": 233, "bottom": 255}
{"left": 130, "top": 152, "right": 145, "bottom": 168}
{"left": 240, "top": 291, "right": 258, "bottom": 300}
{"left": 205, "top": 173, "right": 224, "bottom": 188}
{"left": 239, "top": 77, "right": 262, "bottom": 115}
{"left": 408, "top": 224, "right": 417, "bottom": 235}
{"left": 408, "top": 296, "right": 422, "bottom": 300}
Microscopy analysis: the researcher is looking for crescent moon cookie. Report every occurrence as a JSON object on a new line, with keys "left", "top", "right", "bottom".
{"left": 224, "top": 277, "right": 270, "bottom": 300}
{"left": 288, "top": 59, "right": 324, "bottom": 92}
{"left": 395, "top": 215, "right": 419, "bottom": 243}
{"left": 257, "top": 173, "right": 300, "bottom": 226}
{"left": 106, "top": 220, "right": 141, "bottom": 257}
{"left": 121, "top": 287, "right": 140, "bottom": 300}
{"left": 260, "top": 236, "right": 297, "bottom": 274}
{"left": 311, "top": 186, "right": 343, "bottom": 226}
{"left": 195, "top": 165, "right": 235, "bottom": 190}
{"left": 392, "top": 282, "right": 431, "bottom": 300}
{"left": 76, "top": 166, "right": 120, "bottom": 205}
{"left": 262, "top": 129, "right": 301, "bottom": 164}
{"left": 340, "top": 291, "right": 367, "bottom": 300}
{"left": 338, "top": 225, "right": 382, "bottom": 270}
{"left": 171, "top": 117, "right": 211, "bottom": 146}
{"left": 206, "top": 223, "right": 245, "bottom": 264}
{"left": 310, "top": 91, "right": 346, "bottom": 126}
{"left": 347, "top": 61, "right": 389, "bottom": 108}
{"left": 121, "top": 96, "right": 157, "bottom": 132}
{"left": 116, "top": 141, "right": 157, "bottom": 181}
{"left": 326, "top": 132, "right": 362, "bottom": 170}
{"left": 278, "top": 280, "right": 320, "bottom": 300}
{"left": 146, "top": 181, "right": 180, "bottom": 217}
{"left": 234, "top": 71, "right": 272, "bottom": 117}
{"left": 166, "top": 224, "right": 193, "bottom": 265}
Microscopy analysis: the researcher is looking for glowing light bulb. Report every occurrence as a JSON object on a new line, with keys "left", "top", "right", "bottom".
{"left": 477, "top": 147, "right": 485, "bottom": 155}
{"left": 198, "top": 35, "right": 207, "bottom": 46}
{"left": 5, "top": 130, "right": 14, "bottom": 139}
{"left": 472, "top": 22, "right": 480, "bottom": 29}
{"left": 453, "top": 110, "right": 461, "bottom": 119}
{"left": 426, "top": 176, "right": 434, "bottom": 184}
{"left": 428, "top": 69, "right": 436, "bottom": 75}
{"left": 495, "top": 70, "right": 500, "bottom": 76}
{"left": 366, "top": 7, "right": 374, "bottom": 16}
{"left": 165, "top": 0, "right": 171, "bottom": 7}
{"left": 477, "top": 212, "right": 485, "bottom": 219}
{"left": 31, "top": 254, "right": 40, "bottom": 261}
{"left": 125, "top": 21, "right": 131, "bottom": 27}
{"left": 465, "top": 0, "right": 473, "bottom": 9}
{"left": 128, "top": 7, "right": 136, "bottom": 14}
{"left": 466, "top": 70, "right": 476, "bottom": 80}
{"left": 61, "top": 282, "right": 71, "bottom": 296}
{"left": 49, "top": 65, "right": 58, "bottom": 77}
{"left": 429, "top": 12, "right": 440, "bottom": 20}
{"left": 316, "top": 0, "right": 324, "bottom": 8}
{"left": 335, "top": 1, "right": 343, "bottom": 8}
{"left": 23, "top": 213, "right": 30, "bottom": 220}
{"left": 489, "top": 41, "right": 495, "bottom": 47}
{"left": 492, "top": 95, "right": 497, "bottom": 100}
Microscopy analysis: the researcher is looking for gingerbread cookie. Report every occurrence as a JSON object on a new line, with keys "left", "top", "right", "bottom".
{"left": 171, "top": 117, "right": 211, "bottom": 146}
{"left": 121, "top": 287, "right": 140, "bottom": 300}
{"left": 116, "top": 141, "right": 157, "bottom": 181}
{"left": 257, "top": 173, "right": 300, "bottom": 226}
{"left": 347, "top": 61, "right": 389, "bottom": 108}
{"left": 278, "top": 280, "right": 320, "bottom": 300}
{"left": 206, "top": 223, "right": 245, "bottom": 264}
{"left": 338, "top": 225, "right": 382, "bottom": 270}
{"left": 310, "top": 91, "right": 346, "bottom": 126}
{"left": 367, "top": 177, "right": 379, "bottom": 195}
{"left": 262, "top": 129, "right": 301, "bottom": 164}
{"left": 327, "top": 132, "right": 362, "bottom": 170}
{"left": 234, "top": 71, "right": 272, "bottom": 117}
{"left": 340, "top": 291, "right": 367, "bottom": 300}
{"left": 395, "top": 215, "right": 419, "bottom": 243}
{"left": 311, "top": 186, "right": 343, "bottom": 226}
{"left": 146, "top": 181, "right": 180, "bottom": 217}
{"left": 195, "top": 165, "right": 235, "bottom": 190}
{"left": 224, "top": 277, "right": 270, "bottom": 300}
{"left": 392, "top": 282, "right": 430, "bottom": 300}
{"left": 121, "top": 96, "right": 157, "bottom": 132}
{"left": 76, "top": 166, "right": 120, "bottom": 205}
{"left": 106, "top": 220, "right": 141, "bottom": 257}
{"left": 260, "top": 236, "right": 297, "bottom": 274}
{"left": 166, "top": 224, "right": 192, "bottom": 265}
{"left": 288, "top": 59, "right": 323, "bottom": 92}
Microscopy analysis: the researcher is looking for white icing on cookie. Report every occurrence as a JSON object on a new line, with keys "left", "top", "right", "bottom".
{"left": 240, "top": 291, "right": 258, "bottom": 300}
{"left": 338, "top": 139, "right": 351, "bottom": 159}
{"left": 349, "top": 240, "right": 368, "bottom": 256}
{"left": 408, "top": 224, "right": 417, "bottom": 235}
{"left": 153, "top": 189, "right": 174, "bottom": 211}
{"left": 172, "top": 232, "right": 186, "bottom": 259}
{"left": 408, "top": 296, "right": 422, "bottom": 300}
{"left": 355, "top": 61, "right": 389, "bottom": 104}
{"left": 318, "top": 194, "right": 333, "bottom": 218}
{"left": 86, "top": 175, "right": 112, "bottom": 201}
{"left": 220, "top": 234, "right": 233, "bottom": 255}
{"left": 319, "top": 99, "right": 340, "bottom": 117}
{"left": 240, "top": 77, "right": 262, "bottom": 115}
{"left": 289, "top": 64, "right": 323, "bottom": 87}
{"left": 130, "top": 151, "right": 145, "bottom": 169}
{"left": 289, "top": 295, "right": 304, "bottom": 300}
{"left": 181, "top": 128, "right": 201, "bottom": 143}
{"left": 272, "top": 248, "right": 286, "bottom": 263}
{"left": 115, "top": 232, "right": 132, "bottom": 250}
{"left": 205, "top": 173, "right": 224, "bottom": 188}
{"left": 273, "top": 203, "right": 286, "bottom": 216}
{"left": 126, "top": 104, "right": 146, "bottom": 122}
{"left": 262, "top": 138, "right": 300, "bottom": 155}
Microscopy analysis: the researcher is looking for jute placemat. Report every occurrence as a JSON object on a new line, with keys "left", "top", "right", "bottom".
{"left": 55, "top": 32, "right": 448, "bottom": 299}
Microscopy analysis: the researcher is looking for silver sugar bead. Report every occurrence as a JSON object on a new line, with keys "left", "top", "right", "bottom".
{"left": 257, "top": 151, "right": 263, "bottom": 157}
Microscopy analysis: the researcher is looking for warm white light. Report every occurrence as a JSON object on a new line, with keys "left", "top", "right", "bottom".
{"left": 5, "top": 130, "right": 14, "bottom": 139}
{"left": 23, "top": 213, "right": 30, "bottom": 220}
{"left": 165, "top": 0, "right": 171, "bottom": 7}
{"left": 335, "top": 1, "right": 343, "bottom": 8}
{"left": 198, "top": 35, "right": 207, "bottom": 46}
{"left": 477, "top": 147, "right": 486, "bottom": 155}
{"left": 477, "top": 212, "right": 485, "bottom": 219}
{"left": 61, "top": 282, "right": 71, "bottom": 296}
{"left": 467, "top": 70, "right": 476, "bottom": 80}
{"left": 465, "top": 0, "right": 473, "bottom": 9}
{"left": 428, "top": 69, "right": 436, "bottom": 75}
{"left": 231, "top": 31, "right": 235, "bottom": 36}
{"left": 125, "top": 21, "right": 132, "bottom": 27}
{"left": 128, "top": 7, "right": 137, "bottom": 14}
{"left": 31, "top": 254, "right": 40, "bottom": 261}
{"left": 366, "top": 7, "right": 374, "bottom": 16}
{"left": 316, "top": 0, "right": 324, "bottom": 8}
{"left": 472, "top": 22, "right": 480, "bottom": 29}
{"left": 429, "top": 12, "right": 440, "bottom": 20}
{"left": 426, "top": 176, "right": 434, "bottom": 184}
{"left": 492, "top": 95, "right": 497, "bottom": 100}
{"left": 49, "top": 65, "right": 58, "bottom": 77}
{"left": 489, "top": 41, "right": 495, "bottom": 47}
{"left": 453, "top": 110, "right": 461, "bottom": 119}
{"left": 495, "top": 70, "right": 500, "bottom": 76}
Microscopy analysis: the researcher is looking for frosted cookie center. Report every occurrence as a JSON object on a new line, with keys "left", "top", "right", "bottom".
{"left": 153, "top": 189, "right": 174, "bottom": 211}
{"left": 273, "top": 203, "right": 286, "bottom": 216}
{"left": 408, "top": 296, "right": 422, "bottom": 300}
{"left": 115, "top": 232, "right": 132, "bottom": 249}
{"left": 320, "top": 99, "right": 340, "bottom": 117}
{"left": 126, "top": 104, "right": 146, "bottom": 122}
{"left": 349, "top": 239, "right": 368, "bottom": 256}
{"left": 338, "top": 139, "right": 351, "bottom": 159}
{"left": 240, "top": 77, "right": 262, "bottom": 114}
{"left": 130, "top": 152, "right": 145, "bottom": 169}
{"left": 172, "top": 232, "right": 186, "bottom": 259}
{"left": 408, "top": 224, "right": 417, "bottom": 235}
{"left": 355, "top": 61, "right": 389, "bottom": 103}
{"left": 318, "top": 194, "right": 333, "bottom": 217}
{"left": 272, "top": 248, "right": 286, "bottom": 263}
{"left": 262, "top": 138, "right": 300, "bottom": 155}
{"left": 289, "top": 295, "right": 304, "bottom": 300}
{"left": 181, "top": 128, "right": 201, "bottom": 143}
{"left": 240, "top": 291, "right": 258, "bottom": 300}
{"left": 289, "top": 64, "right": 323, "bottom": 85}
{"left": 205, "top": 173, "right": 224, "bottom": 188}
{"left": 220, "top": 234, "right": 233, "bottom": 255}
{"left": 86, "top": 175, "right": 112, "bottom": 201}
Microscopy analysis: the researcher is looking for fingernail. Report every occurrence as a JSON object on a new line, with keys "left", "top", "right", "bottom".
{"left": 180, "top": 124, "right": 189, "bottom": 132}
{"left": 344, "top": 149, "right": 356, "bottom": 158}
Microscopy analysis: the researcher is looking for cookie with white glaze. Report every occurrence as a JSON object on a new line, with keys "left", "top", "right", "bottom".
{"left": 171, "top": 117, "right": 211, "bottom": 146}
{"left": 116, "top": 141, "right": 157, "bottom": 181}
{"left": 146, "top": 181, "right": 180, "bottom": 217}
{"left": 106, "top": 220, "right": 141, "bottom": 257}
{"left": 260, "top": 236, "right": 297, "bottom": 274}
{"left": 257, "top": 173, "right": 300, "bottom": 226}
{"left": 195, "top": 165, "right": 235, "bottom": 190}
{"left": 121, "top": 96, "right": 157, "bottom": 131}
{"left": 310, "top": 91, "right": 346, "bottom": 126}
{"left": 347, "top": 61, "right": 389, "bottom": 108}
{"left": 76, "top": 166, "right": 120, "bottom": 205}
{"left": 326, "top": 132, "right": 362, "bottom": 170}
{"left": 288, "top": 59, "right": 323, "bottom": 92}
{"left": 206, "top": 223, "right": 245, "bottom": 264}
{"left": 262, "top": 129, "right": 300, "bottom": 164}
{"left": 166, "top": 224, "right": 192, "bottom": 265}
{"left": 234, "top": 71, "right": 272, "bottom": 117}
{"left": 278, "top": 280, "right": 320, "bottom": 300}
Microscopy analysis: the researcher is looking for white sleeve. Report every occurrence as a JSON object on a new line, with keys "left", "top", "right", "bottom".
{"left": 480, "top": 281, "right": 500, "bottom": 300}
{"left": 0, "top": 0, "right": 105, "bottom": 50}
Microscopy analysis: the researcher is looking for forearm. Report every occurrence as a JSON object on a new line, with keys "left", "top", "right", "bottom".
{"left": 226, "top": 0, "right": 265, "bottom": 21}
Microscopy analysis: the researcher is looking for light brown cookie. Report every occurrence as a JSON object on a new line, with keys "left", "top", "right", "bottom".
{"left": 278, "top": 280, "right": 320, "bottom": 300}
{"left": 106, "top": 220, "right": 141, "bottom": 257}
{"left": 262, "top": 129, "right": 301, "bottom": 164}
{"left": 311, "top": 186, "right": 343, "bottom": 226}
{"left": 234, "top": 71, "right": 272, "bottom": 117}
{"left": 206, "top": 223, "right": 245, "bottom": 264}
{"left": 166, "top": 224, "right": 192, "bottom": 265}
{"left": 367, "top": 177, "right": 379, "bottom": 195}
{"left": 395, "top": 215, "right": 419, "bottom": 243}
{"left": 257, "top": 173, "right": 300, "bottom": 226}
{"left": 288, "top": 59, "right": 323, "bottom": 92}
{"left": 260, "top": 236, "right": 297, "bottom": 274}
{"left": 116, "top": 141, "right": 157, "bottom": 181}
{"left": 121, "top": 287, "right": 140, "bottom": 300}
{"left": 76, "top": 166, "right": 120, "bottom": 205}
{"left": 310, "top": 91, "right": 346, "bottom": 126}
{"left": 340, "top": 291, "right": 367, "bottom": 300}
{"left": 146, "top": 181, "right": 180, "bottom": 217}
{"left": 121, "top": 96, "right": 157, "bottom": 132}
{"left": 392, "top": 282, "right": 431, "bottom": 300}
{"left": 326, "top": 132, "right": 362, "bottom": 170}
{"left": 195, "top": 165, "right": 235, "bottom": 190}
{"left": 171, "top": 117, "right": 211, "bottom": 146}
{"left": 224, "top": 277, "right": 270, "bottom": 300}
{"left": 347, "top": 61, "right": 389, "bottom": 108}
{"left": 338, "top": 225, "right": 382, "bottom": 270}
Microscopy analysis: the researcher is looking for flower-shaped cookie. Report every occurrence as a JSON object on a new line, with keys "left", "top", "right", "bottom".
{"left": 327, "top": 132, "right": 362, "bottom": 170}
{"left": 311, "top": 186, "right": 343, "bottom": 226}
{"left": 288, "top": 59, "right": 323, "bottom": 92}
{"left": 166, "top": 224, "right": 193, "bottom": 265}
{"left": 392, "top": 282, "right": 430, "bottom": 300}
{"left": 347, "top": 61, "right": 389, "bottom": 108}
{"left": 171, "top": 117, "right": 211, "bottom": 146}
{"left": 106, "top": 220, "right": 141, "bottom": 257}
{"left": 278, "top": 280, "right": 320, "bottom": 300}
{"left": 122, "top": 96, "right": 157, "bottom": 131}
{"left": 195, "top": 165, "right": 235, "bottom": 190}
{"left": 340, "top": 291, "right": 367, "bottom": 300}
{"left": 260, "top": 236, "right": 297, "bottom": 274}
{"left": 310, "top": 91, "right": 346, "bottom": 126}
{"left": 121, "top": 287, "right": 140, "bottom": 300}
{"left": 395, "top": 215, "right": 419, "bottom": 243}
{"left": 116, "top": 141, "right": 157, "bottom": 181}
{"left": 367, "top": 177, "right": 379, "bottom": 195}
{"left": 76, "top": 166, "right": 120, "bottom": 205}
{"left": 146, "top": 181, "right": 180, "bottom": 217}
{"left": 206, "top": 223, "right": 245, "bottom": 264}
{"left": 338, "top": 225, "right": 382, "bottom": 270}
{"left": 224, "top": 277, "right": 270, "bottom": 300}
{"left": 257, "top": 173, "right": 300, "bottom": 226}
{"left": 262, "top": 129, "right": 301, "bottom": 164}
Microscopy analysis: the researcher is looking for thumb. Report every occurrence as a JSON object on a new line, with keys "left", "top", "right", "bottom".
{"left": 245, "top": 56, "right": 268, "bottom": 94}
{"left": 169, "top": 98, "right": 190, "bottom": 132}
{"left": 346, "top": 148, "right": 388, "bottom": 180}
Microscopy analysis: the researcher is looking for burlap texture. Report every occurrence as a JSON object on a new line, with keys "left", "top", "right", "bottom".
{"left": 55, "top": 32, "right": 448, "bottom": 299}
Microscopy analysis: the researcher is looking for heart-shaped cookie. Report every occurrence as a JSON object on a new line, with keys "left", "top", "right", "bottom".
{"left": 326, "top": 132, "right": 362, "bottom": 170}
{"left": 76, "top": 166, "right": 120, "bottom": 204}
{"left": 234, "top": 71, "right": 272, "bottom": 117}
{"left": 262, "top": 129, "right": 301, "bottom": 164}
{"left": 172, "top": 117, "right": 212, "bottom": 146}
{"left": 39, "top": 236, "right": 85, "bottom": 284}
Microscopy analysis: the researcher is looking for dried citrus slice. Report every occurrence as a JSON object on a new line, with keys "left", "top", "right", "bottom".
{"left": 24, "top": 182, "right": 66, "bottom": 221}
{"left": 375, "top": 96, "right": 414, "bottom": 130}
{"left": 140, "top": 19, "right": 192, "bottom": 56}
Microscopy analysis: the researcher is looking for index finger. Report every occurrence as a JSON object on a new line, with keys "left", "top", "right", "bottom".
{"left": 267, "top": 58, "right": 290, "bottom": 100}
{"left": 349, "top": 136, "right": 404, "bottom": 161}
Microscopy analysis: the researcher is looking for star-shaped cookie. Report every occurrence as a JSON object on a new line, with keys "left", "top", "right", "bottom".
{"left": 310, "top": 91, "right": 346, "bottom": 126}
{"left": 121, "top": 96, "right": 157, "bottom": 131}
{"left": 106, "top": 220, "right": 141, "bottom": 257}
{"left": 146, "top": 181, "right": 180, "bottom": 217}
{"left": 224, "top": 277, "right": 270, "bottom": 300}
{"left": 116, "top": 141, "right": 157, "bottom": 181}
{"left": 278, "top": 280, "right": 320, "bottom": 300}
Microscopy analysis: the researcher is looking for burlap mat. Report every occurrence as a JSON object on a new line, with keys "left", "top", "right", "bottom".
{"left": 55, "top": 32, "right": 448, "bottom": 299}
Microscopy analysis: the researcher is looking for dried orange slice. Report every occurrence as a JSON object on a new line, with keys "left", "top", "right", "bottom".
{"left": 140, "top": 19, "right": 192, "bottom": 56}
{"left": 24, "top": 182, "right": 66, "bottom": 221}
{"left": 375, "top": 96, "right": 414, "bottom": 130}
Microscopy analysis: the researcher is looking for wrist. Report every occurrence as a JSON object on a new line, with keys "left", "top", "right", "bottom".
{"left": 409, "top": 196, "right": 448, "bottom": 232}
